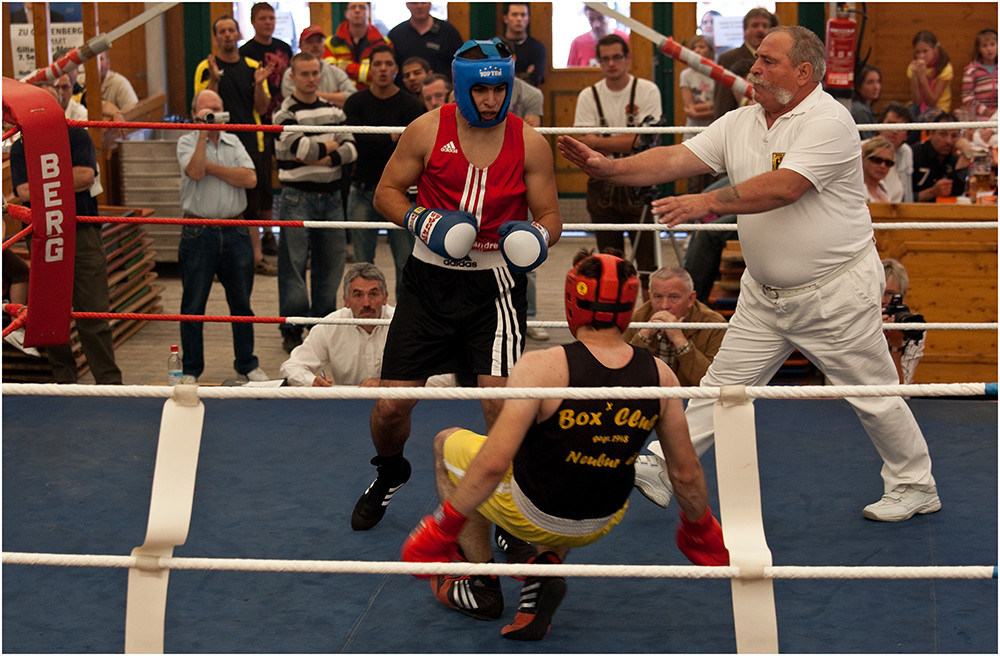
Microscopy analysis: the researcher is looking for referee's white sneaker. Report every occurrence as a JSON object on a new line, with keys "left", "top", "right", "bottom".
{"left": 863, "top": 484, "right": 942, "bottom": 522}
{"left": 633, "top": 454, "right": 674, "bottom": 509}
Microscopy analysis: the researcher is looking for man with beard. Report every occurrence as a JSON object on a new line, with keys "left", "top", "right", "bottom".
{"left": 558, "top": 26, "right": 940, "bottom": 523}
{"left": 714, "top": 7, "right": 777, "bottom": 118}
{"left": 195, "top": 14, "right": 276, "bottom": 275}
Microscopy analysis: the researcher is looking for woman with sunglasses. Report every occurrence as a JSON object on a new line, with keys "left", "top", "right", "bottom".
{"left": 862, "top": 136, "right": 898, "bottom": 202}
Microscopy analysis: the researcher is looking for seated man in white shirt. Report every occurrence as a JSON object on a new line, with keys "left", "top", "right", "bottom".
{"left": 280, "top": 262, "right": 452, "bottom": 387}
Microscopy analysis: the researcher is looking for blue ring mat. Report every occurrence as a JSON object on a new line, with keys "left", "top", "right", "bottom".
{"left": 2, "top": 396, "right": 996, "bottom": 653}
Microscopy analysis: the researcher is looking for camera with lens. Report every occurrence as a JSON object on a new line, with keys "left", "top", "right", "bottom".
{"left": 884, "top": 293, "right": 925, "bottom": 341}
{"left": 632, "top": 115, "right": 667, "bottom": 154}
{"left": 197, "top": 111, "right": 230, "bottom": 124}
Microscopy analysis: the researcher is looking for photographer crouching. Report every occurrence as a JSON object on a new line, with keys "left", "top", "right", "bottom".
{"left": 882, "top": 259, "right": 926, "bottom": 384}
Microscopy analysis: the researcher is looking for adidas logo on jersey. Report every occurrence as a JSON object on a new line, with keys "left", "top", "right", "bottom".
{"left": 440, "top": 141, "right": 458, "bottom": 154}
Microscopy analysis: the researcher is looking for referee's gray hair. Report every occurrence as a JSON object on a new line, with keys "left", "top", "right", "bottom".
{"left": 882, "top": 258, "right": 909, "bottom": 295}
{"left": 343, "top": 262, "right": 387, "bottom": 297}
{"left": 650, "top": 266, "right": 694, "bottom": 294}
{"left": 768, "top": 25, "right": 826, "bottom": 82}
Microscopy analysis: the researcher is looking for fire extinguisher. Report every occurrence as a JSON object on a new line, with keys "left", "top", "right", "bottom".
{"left": 825, "top": 10, "right": 857, "bottom": 90}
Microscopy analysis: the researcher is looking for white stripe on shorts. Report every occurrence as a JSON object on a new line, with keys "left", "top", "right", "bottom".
{"left": 491, "top": 267, "right": 521, "bottom": 376}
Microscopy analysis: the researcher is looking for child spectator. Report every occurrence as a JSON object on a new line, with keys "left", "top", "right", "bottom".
{"left": 907, "top": 30, "right": 953, "bottom": 115}
{"left": 961, "top": 28, "right": 998, "bottom": 119}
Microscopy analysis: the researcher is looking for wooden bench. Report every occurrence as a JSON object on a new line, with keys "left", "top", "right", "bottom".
{"left": 2, "top": 206, "right": 162, "bottom": 383}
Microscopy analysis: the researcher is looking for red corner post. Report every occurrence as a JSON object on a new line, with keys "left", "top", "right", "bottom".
{"left": 2, "top": 77, "right": 76, "bottom": 346}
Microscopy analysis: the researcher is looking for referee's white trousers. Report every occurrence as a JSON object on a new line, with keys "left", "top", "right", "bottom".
{"left": 651, "top": 249, "right": 935, "bottom": 492}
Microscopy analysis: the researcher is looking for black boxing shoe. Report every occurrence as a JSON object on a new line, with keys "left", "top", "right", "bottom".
{"left": 432, "top": 573, "right": 504, "bottom": 620}
{"left": 501, "top": 551, "right": 567, "bottom": 641}
{"left": 351, "top": 455, "right": 411, "bottom": 531}
{"left": 494, "top": 525, "right": 537, "bottom": 564}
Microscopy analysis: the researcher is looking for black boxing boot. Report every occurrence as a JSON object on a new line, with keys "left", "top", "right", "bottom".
{"left": 351, "top": 454, "right": 411, "bottom": 531}
{"left": 501, "top": 551, "right": 567, "bottom": 640}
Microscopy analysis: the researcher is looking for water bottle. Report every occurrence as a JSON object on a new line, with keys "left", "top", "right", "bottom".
{"left": 167, "top": 345, "right": 182, "bottom": 386}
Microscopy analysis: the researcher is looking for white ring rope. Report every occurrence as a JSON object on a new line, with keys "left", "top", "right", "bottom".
{"left": 1, "top": 382, "right": 991, "bottom": 400}
{"left": 2, "top": 552, "right": 995, "bottom": 580}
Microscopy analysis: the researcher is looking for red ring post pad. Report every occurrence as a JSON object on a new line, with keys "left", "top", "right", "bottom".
{"left": 2, "top": 78, "right": 76, "bottom": 346}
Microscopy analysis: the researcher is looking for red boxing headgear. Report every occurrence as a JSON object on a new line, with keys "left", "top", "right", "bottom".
{"left": 565, "top": 254, "right": 640, "bottom": 337}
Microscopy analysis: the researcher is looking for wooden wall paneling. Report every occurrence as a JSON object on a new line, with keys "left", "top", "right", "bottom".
{"left": 95, "top": 3, "right": 149, "bottom": 100}
{"left": 311, "top": 3, "right": 334, "bottom": 35}
{"left": 32, "top": 3, "right": 51, "bottom": 69}
{"left": 80, "top": 3, "right": 107, "bottom": 205}
{"left": 447, "top": 3, "right": 470, "bottom": 42}
{"left": 164, "top": 5, "right": 187, "bottom": 117}
{"left": 871, "top": 203, "right": 997, "bottom": 384}
{"left": 3, "top": 5, "right": 13, "bottom": 79}
{"left": 773, "top": 3, "right": 800, "bottom": 31}
{"left": 857, "top": 2, "right": 998, "bottom": 114}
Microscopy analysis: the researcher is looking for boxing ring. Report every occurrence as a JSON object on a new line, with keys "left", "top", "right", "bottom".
{"left": 4, "top": 79, "right": 998, "bottom": 653}
{"left": 2, "top": 386, "right": 997, "bottom": 652}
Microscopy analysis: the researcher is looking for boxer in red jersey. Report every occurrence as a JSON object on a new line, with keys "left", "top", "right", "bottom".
{"left": 350, "top": 39, "right": 562, "bottom": 532}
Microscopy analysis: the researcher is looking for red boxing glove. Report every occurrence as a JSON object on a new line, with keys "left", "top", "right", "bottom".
{"left": 676, "top": 507, "right": 729, "bottom": 566}
{"left": 401, "top": 500, "right": 468, "bottom": 578}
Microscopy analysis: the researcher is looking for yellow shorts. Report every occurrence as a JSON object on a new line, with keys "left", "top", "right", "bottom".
{"left": 443, "top": 429, "right": 627, "bottom": 548}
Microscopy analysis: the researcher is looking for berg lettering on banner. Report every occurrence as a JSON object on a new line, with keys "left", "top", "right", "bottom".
{"left": 39, "top": 152, "right": 65, "bottom": 263}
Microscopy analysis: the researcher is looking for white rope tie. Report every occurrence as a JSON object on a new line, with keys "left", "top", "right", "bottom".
{"left": 1, "top": 382, "right": 991, "bottom": 400}
{"left": 3, "top": 552, "right": 994, "bottom": 580}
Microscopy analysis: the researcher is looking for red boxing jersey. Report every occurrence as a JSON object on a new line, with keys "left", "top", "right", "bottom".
{"left": 418, "top": 104, "right": 528, "bottom": 252}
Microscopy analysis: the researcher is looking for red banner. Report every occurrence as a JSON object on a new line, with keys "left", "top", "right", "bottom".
{"left": 2, "top": 77, "right": 76, "bottom": 346}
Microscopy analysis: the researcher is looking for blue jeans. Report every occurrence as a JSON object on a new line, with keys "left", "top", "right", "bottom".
{"left": 178, "top": 225, "right": 258, "bottom": 377}
{"left": 347, "top": 183, "right": 413, "bottom": 298}
{"left": 278, "top": 186, "right": 347, "bottom": 337}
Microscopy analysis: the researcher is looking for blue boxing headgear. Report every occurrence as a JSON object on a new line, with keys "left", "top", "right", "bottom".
{"left": 452, "top": 38, "right": 514, "bottom": 128}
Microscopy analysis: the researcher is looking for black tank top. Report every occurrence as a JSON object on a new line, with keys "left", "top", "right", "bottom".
{"left": 512, "top": 341, "right": 661, "bottom": 520}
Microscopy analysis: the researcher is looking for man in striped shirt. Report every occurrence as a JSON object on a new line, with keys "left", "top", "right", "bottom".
{"left": 273, "top": 52, "right": 358, "bottom": 353}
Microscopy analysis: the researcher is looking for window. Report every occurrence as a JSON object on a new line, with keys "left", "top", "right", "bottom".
{"left": 552, "top": 2, "right": 631, "bottom": 69}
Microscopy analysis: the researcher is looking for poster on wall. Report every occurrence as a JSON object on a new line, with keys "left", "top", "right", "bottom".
{"left": 8, "top": 3, "right": 85, "bottom": 79}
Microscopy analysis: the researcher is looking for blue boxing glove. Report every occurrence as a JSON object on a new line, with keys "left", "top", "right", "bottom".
{"left": 498, "top": 221, "right": 549, "bottom": 273}
{"left": 405, "top": 205, "right": 477, "bottom": 260}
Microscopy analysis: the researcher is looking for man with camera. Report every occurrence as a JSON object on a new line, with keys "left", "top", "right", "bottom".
{"left": 176, "top": 90, "right": 268, "bottom": 383}
{"left": 882, "top": 258, "right": 925, "bottom": 385}
{"left": 573, "top": 34, "right": 662, "bottom": 295}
